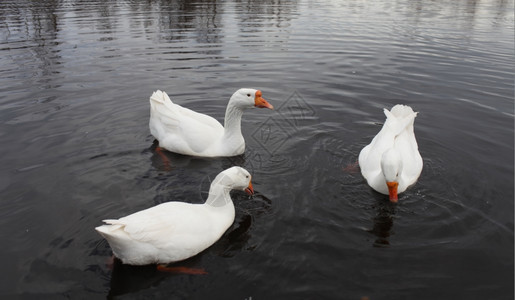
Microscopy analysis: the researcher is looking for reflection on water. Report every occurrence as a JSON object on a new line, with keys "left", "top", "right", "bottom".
{"left": 0, "top": 0, "right": 513, "bottom": 298}
{"left": 3, "top": 0, "right": 512, "bottom": 44}
{"left": 367, "top": 201, "right": 396, "bottom": 247}
{"left": 107, "top": 260, "right": 169, "bottom": 299}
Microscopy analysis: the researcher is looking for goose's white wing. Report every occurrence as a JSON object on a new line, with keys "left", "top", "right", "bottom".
{"left": 395, "top": 127, "right": 423, "bottom": 188}
{"left": 358, "top": 123, "right": 396, "bottom": 179}
{"left": 149, "top": 90, "right": 224, "bottom": 155}
{"left": 99, "top": 202, "right": 212, "bottom": 247}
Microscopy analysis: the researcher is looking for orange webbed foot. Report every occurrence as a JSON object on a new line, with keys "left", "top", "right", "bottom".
{"left": 156, "top": 265, "right": 208, "bottom": 275}
{"left": 342, "top": 160, "right": 359, "bottom": 173}
{"left": 155, "top": 146, "right": 172, "bottom": 171}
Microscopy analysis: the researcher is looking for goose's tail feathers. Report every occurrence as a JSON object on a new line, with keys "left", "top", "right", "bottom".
{"left": 383, "top": 105, "right": 417, "bottom": 136}
{"left": 150, "top": 90, "right": 173, "bottom": 104}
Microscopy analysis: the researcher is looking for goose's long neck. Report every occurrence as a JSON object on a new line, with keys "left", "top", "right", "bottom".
{"left": 205, "top": 184, "right": 232, "bottom": 207}
{"left": 223, "top": 104, "right": 244, "bottom": 140}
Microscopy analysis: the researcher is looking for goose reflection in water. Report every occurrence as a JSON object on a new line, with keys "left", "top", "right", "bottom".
{"left": 367, "top": 200, "right": 396, "bottom": 247}
{"left": 106, "top": 256, "right": 197, "bottom": 299}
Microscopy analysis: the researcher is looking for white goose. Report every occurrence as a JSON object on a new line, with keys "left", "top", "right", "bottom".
{"left": 95, "top": 166, "right": 254, "bottom": 266}
{"left": 358, "top": 104, "right": 423, "bottom": 202}
{"left": 149, "top": 89, "right": 273, "bottom": 157}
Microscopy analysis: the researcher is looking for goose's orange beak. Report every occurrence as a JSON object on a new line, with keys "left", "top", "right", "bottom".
{"left": 245, "top": 180, "right": 254, "bottom": 195}
{"left": 386, "top": 181, "right": 398, "bottom": 203}
{"left": 254, "top": 90, "right": 274, "bottom": 109}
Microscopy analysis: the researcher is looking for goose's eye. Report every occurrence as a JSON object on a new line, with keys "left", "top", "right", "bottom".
{"left": 247, "top": 94, "right": 251, "bottom": 97}
{"left": 246, "top": 175, "right": 249, "bottom": 178}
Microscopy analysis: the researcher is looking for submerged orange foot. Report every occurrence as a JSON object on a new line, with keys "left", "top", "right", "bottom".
{"left": 156, "top": 265, "right": 208, "bottom": 275}
{"left": 155, "top": 146, "right": 172, "bottom": 171}
{"left": 106, "top": 255, "right": 116, "bottom": 270}
{"left": 342, "top": 160, "right": 359, "bottom": 173}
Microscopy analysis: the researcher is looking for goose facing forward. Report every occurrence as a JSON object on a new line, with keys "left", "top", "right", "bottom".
{"left": 95, "top": 166, "right": 254, "bottom": 266}
{"left": 358, "top": 104, "right": 423, "bottom": 202}
{"left": 149, "top": 88, "right": 273, "bottom": 157}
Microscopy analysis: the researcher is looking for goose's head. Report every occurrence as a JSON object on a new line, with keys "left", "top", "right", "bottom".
{"left": 381, "top": 148, "right": 403, "bottom": 203}
{"left": 230, "top": 88, "right": 274, "bottom": 110}
{"left": 213, "top": 166, "right": 254, "bottom": 195}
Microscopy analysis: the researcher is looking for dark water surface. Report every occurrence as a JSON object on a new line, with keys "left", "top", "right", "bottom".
{"left": 1, "top": 0, "right": 513, "bottom": 299}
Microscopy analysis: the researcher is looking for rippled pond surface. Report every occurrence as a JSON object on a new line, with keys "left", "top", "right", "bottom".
{"left": 1, "top": 0, "right": 513, "bottom": 299}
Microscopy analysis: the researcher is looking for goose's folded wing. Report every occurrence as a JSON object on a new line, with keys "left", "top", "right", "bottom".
{"left": 359, "top": 129, "right": 395, "bottom": 173}
{"left": 150, "top": 90, "right": 223, "bottom": 130}
{"left": 395, "top": 131, "right": 423, "bottom": 182}
{"left": 150, "top": 91, "right": 224, "bottom": 153}
{"left": 104, "top": 203, "right": 209, "bottom": 246}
